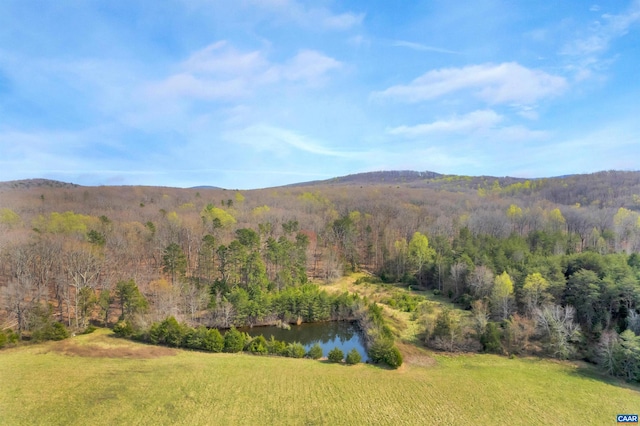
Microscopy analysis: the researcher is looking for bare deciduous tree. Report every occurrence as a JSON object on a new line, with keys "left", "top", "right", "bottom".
{"left": 534, "top": 304, "right": 582, "bottom": 359}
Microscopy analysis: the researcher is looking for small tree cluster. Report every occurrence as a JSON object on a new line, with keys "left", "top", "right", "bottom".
{"left": 357, "top": 302, "right": 403, "bottom": 368}
{"left": 598, "top": 330, "right": 640, "bottom": 382}
{"left": 427, "top": 307, "right": 480, "bottom": 352}
{"left": 115, "top": 318, "right": 342, "bottom": 363}
{"left": 28, "top": 304, "right": 69, "bottom": 342}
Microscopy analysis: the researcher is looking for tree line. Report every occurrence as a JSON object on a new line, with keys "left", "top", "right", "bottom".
{"left": 2, "top": 174, "right": 640, "bottom": 376}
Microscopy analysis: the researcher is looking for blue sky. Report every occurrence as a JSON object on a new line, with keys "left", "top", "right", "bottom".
{"left": 1, "top": 1, "right": 639, "bottom": 188}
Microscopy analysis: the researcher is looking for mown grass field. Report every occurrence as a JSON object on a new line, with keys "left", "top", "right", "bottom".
{"left": 1, "top": 328, "right": 639, "bottom": 425}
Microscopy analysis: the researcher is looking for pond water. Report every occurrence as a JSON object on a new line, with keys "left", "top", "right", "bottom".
{"left": 240, "top": 321, "right": 369, "bottom": 362}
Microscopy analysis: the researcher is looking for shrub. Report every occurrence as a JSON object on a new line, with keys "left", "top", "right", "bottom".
{"left": 185, "top": 326, "right": 206, "bottom": 350}
{"left": 32, "top": 321, "right": 69, "bottom": 342}
{"left": 81, "top": 325, "right": 97, "bottom": 335}
{"left": 287, "top": 342, "right": 306, "bottom": 358}
{"left": 224, "top": 327, "right": 245, "bottom": 353}
{"left": 51, "top": 322, "right": 70, "bottom": 341}
{"left": 384, "top": 292, "right": 424, "bottom": 312}
{"left": 246, "top": 335, "right": 268, "bottom": 355}
{"left": 307, "top": 343, "right": 323, "bottom": 359}
{"left": 160, "top": 317, "right": 188, "bottom": 347}
{"left": 0, "top": 328, "right": 19, "bottom": 348}
{"left": 148, "top": 322, "right": 162, "bottom": 343}
{"left": 354, "top": 276, "right": 383, "bottom": 285}
{"left": 368, "top": 338, "right": 392, "bottom": 363}
{"left": 368, "top": 337, "right": 403, "bottom": 368}
{"left": 328, "top": 347, "right": 344, "bottom": 363}
{"left": 185, "top": 326, "right": 223, "bottom": 352}
{"left": 146, "top": 317, "right": 190, "bottom": 347}
{"left": 203, "top": 328, "right": 224, "bottom": 353}
{"left": 383, "top": 346, "right": 403, "bottom": 368}
{"left": 29, "top": 304, "right": 70, "bottom": 342}
{"left": 345, "top": 348, "right": 362, "bottom": 365}
{"left": 266, "top": 336, "right": 287, "bottom": 356}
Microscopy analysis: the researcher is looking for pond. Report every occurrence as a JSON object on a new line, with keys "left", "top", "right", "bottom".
{"left": 240, "top": 321, "right": 369, "bottom": 362}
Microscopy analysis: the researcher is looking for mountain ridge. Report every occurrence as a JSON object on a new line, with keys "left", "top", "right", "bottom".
{"left": 2, "top": 169, "right": 640, "bottom": 195}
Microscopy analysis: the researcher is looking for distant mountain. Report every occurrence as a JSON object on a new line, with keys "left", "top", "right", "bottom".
{"left": 3, "top": 170, "right": 640, "bottom": 210}
{"left": 283, "top": 169, "right": 640, "bottom": 209}
{"left": 0, "top": 179, "right": 80, "bottom": 190}
{"left": 286, "top": 170, "right": 444, "bottom": 187}
{"left": 189, "top": 185, "right": 225, "bottom": 190}
{"left": 285, "top": 170, "right": 534, "bottom": 190}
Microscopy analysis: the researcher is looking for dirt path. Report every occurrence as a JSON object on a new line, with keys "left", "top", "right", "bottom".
{"left": 43, "top": 330, "right": 177, "bottom": 359}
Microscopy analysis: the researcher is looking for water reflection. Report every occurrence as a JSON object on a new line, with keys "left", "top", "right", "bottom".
{"left": 240, "top": 321, "right": 368, "bottom": 362}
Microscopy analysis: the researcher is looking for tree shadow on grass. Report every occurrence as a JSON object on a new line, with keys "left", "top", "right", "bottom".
{"left": 569, "top": 360, "right": 640, "bottom": 393}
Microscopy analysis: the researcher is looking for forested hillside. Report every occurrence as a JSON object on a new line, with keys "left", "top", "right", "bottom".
{"left": 2, "top": 171, "right": 640, "bottom": 379}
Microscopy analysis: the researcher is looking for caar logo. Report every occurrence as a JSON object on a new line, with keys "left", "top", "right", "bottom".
{"left": 617, "top": 414, "right": 639, "bottom": 423}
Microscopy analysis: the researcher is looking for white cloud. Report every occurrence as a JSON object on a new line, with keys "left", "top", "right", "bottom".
{"left": 388, "top": 110, "right": 503, "bottom": 137}
{"left": 373, "top": 62, "right": 567, "bottom": 106}
{"left": 144, "top": 43, "right": 341, "bottom": 101}
{"left": 387, "top": 110, "right": 549, "bottom": 142}
{"left": 280, "top": 50, "right": 342, "bottom": 83}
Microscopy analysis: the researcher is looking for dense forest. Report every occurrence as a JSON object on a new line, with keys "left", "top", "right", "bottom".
{"left": 2, "top": 171, "right": 640, "bottom": 377}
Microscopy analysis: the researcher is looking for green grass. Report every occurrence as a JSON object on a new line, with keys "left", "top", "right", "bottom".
{"left": 1, "top": 329, "right": 638, "bottom": 425}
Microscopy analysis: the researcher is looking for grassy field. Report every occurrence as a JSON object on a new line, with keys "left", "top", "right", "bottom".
{"left": 1, "top": 328, "right": 639, "bottom": 425}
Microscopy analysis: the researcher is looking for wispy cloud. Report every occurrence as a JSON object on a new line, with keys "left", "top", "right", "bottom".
{"left": 279, "top": 50, "right": 342, "bottom": 83}
{"left": 563, "top": 1, "right": 640, "bottom": 56}
{"left": 372, "top": 62, "right": 567, "bottom": 106}
{"left": 1, "top": 1, "right": 639, "bottom": 188}
{"left": 387, "top": 110, "right": 549, "bottom": 142}
{"left": 561, "top": 0, "right": 640, "bottom": 79}
{"left": 224, "top": 124, "right": 356, "bottom": 158}
{"left": 392, "top": 40, "right": 458, "bottom": 54}
{"left": 182, "top": 41, "right": 267, "bottom": 75}
{"left": 144, "top": 42, "right": 341, "bottom": 101}
{"left": 388, "top": 110, "right": 503, "bottom": 137}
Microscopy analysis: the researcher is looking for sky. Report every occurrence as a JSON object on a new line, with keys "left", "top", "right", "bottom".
{"left": 1, "top": 0, "right": 639, "bottom": 189}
